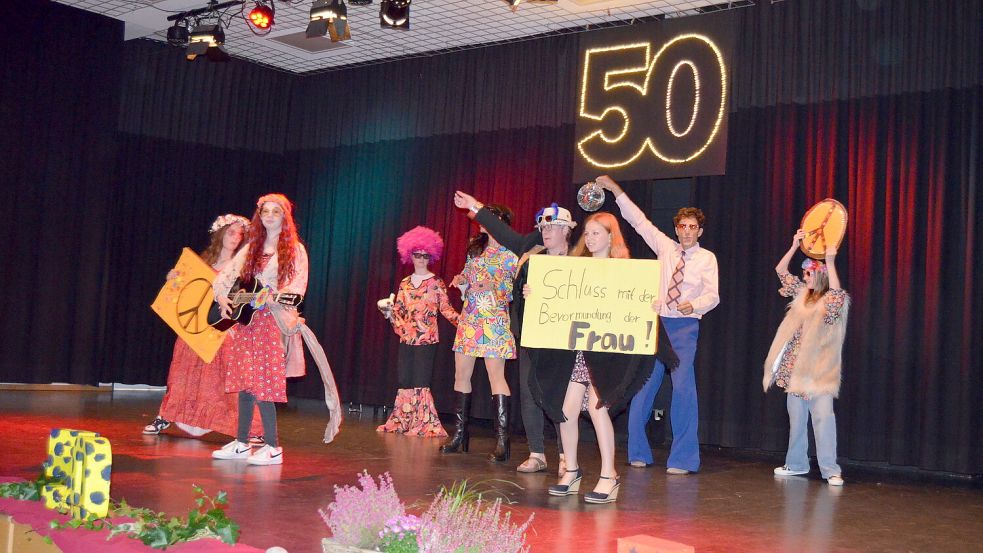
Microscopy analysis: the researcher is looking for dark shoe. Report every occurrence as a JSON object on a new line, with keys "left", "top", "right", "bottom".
{"left": 143, "top": 416, "right": 170, "bottom": 435}
{"left": 488, "top": 394, "right": 510, "bottom": 462}
{"left": 548, "top": 467, "right": 582, "bottom": 496}
{"left": 440, "top": 392, "right": 471, "bottom": 453}
{"left": 584, "top": 474, "right": 621, "bottom": 504}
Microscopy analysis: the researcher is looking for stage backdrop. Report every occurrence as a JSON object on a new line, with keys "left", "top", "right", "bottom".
{"left": 3, "top": 0, "right": 981, "bottom": 475}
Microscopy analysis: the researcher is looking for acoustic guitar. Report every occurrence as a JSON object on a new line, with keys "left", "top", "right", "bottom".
{"left": 207, "top": 279, "right": 303, "bottom": 331}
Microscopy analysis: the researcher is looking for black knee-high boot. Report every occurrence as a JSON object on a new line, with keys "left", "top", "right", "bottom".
{"left": 488, "top": 394, "right": 510, "bottom": 462}
{"left": 440, "top": 392, "right": 471, "bottom": 453}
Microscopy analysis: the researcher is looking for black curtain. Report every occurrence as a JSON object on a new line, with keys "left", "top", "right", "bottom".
{"left": 102, "top": 135, "right": 294, "bottom": 385}
{"left": 3, "top": 0, "right": 982, "bottom": 474}
{"left": 0, "top": 1, "right": 122, "bottom": 383}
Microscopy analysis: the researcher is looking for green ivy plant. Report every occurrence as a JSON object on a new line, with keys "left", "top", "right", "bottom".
{"left": 50, "top": 485, "right": 239, "bottom": 550}
{"left": 0, "top": 473, "right": 49, "bottom": 501}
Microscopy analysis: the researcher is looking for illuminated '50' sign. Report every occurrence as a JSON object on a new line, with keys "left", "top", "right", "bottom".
{"left": 577, "top": 33, "right": 727, "bottom": 169}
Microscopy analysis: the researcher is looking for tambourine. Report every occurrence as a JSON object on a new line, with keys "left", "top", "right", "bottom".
{"left": 799, "top": 198, "right": 848, "bottom": 259}
{"left": 577, "top": 181, "right": 605, "bottom": 212}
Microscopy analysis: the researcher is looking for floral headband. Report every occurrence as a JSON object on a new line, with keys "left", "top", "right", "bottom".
{"left": 801, "top": 258, "right": 827, "bottom": 273}
{"left": 256, "top": 193, "right": 291, "bottom": 213}
{"left": 209, "top": 214, "right": 250, "bottom": 234}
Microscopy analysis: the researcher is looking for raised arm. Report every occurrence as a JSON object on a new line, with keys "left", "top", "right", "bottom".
{"left": 825, "top": 245, "right": 841, "bottom": 289}
{"left": 598, "top": 175, "right": 675, "bottom": 257}
{"left": 454, "top": 190, "right": 538, "bottom": 254}
{"left": 776, "top": 229, "right": 805, "bottom": 274}
{"left": 596, "top": 175, "right": 625, "bottom": 199}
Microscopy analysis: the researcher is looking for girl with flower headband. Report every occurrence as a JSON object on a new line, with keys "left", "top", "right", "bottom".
{"left": 143, "top": 214, "right": 264, "bottom": 442}
{"left": 375, "top": 226, "right": 459, "bottom": 437}
{"left": 764, "top": 228, "right": 851, "bottom": 486}
{"left": 211, "top": 193, "right": 341, "bottom": 465}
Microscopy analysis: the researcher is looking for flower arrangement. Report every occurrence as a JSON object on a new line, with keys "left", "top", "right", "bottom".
{"left": 378, "top": 515, "right": 422, "bottom": 553}
{"left": 320, "top": 472, "right": 407, "bottom": 550}
{"left": 320, "top": 472, "right": 534, "bottom": 553}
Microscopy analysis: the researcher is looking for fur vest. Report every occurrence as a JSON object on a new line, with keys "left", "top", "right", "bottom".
{"left": 763, "top": 289, "right": 850, "bottom": 397}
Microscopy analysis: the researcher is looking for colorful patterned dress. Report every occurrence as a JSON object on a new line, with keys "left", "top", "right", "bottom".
{"left": 389, "top": 275, "right": 459, "bottom": 346}
{"left": 772, "top": 271, "right": 849, "bottom": 399}
{"left": 377, "top": 275, "right": 459, "bottom": 437}
{"left": 452, "top": 245, "right": 519, "bottom": 359}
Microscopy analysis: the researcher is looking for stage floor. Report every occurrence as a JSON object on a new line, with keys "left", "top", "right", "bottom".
{"left": 1, "top": 389, "right": 981, "bottom": 553}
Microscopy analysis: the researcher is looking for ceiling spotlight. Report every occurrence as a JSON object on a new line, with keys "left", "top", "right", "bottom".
{"left": 248, "top": 2, "right": 275, "bottom": 29}
{"left": 307, "top": 0, "right": 350, "bottom": 41}
{"left": 380, "top": 0, "right": 409, "bottom": 30}
{"left": 167, "top": 20, "right": 190, "bottom": 46}
{"left": 502, "top": 0, "right": 557, "bottom": 10}
{"left": 186, "top": 23, "right": 230, "bottom": 62}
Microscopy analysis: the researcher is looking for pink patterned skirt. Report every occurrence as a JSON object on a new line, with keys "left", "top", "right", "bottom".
{"left": 224, "top": 309, "right": 287, "bottom": 403}
{"left": 376, "top": 388, "right": 447, "bottom": 437}
{"left": 159, "top": 338, "right": 262, "bottom": 437}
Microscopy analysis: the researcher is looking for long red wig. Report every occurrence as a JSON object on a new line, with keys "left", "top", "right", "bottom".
{"left": 240, "top": 193, "right": 300, "bottom": 288}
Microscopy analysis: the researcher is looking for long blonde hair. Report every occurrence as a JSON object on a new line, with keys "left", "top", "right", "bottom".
{"left": 804, "top": 264, "right": 830, "bottom": 305}
{"left": 570, "top": 212, "right": 630, "bottom": 259}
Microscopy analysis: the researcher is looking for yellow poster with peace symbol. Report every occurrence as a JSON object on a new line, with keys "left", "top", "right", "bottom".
{"left": 150, "top": 248, "right": 227, "bottom": 363}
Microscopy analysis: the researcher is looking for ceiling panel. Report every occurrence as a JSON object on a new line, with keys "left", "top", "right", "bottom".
{"left": 55, "top": 0, "right": 753, "bottom": 74}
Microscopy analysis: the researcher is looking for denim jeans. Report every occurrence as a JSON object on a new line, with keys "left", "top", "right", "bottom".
{"left": 784, "top": 393, "right": 841, "bottom": 479}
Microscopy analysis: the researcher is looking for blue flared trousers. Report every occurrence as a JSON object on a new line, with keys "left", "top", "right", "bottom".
{"left": 627, "top": 317, "right": 701, "bottom": 472}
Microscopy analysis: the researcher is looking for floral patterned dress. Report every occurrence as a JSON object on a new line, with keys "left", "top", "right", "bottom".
{"left": 389, "top": 275, "right": 459, "bottom": 345}
{"left": 451, "top": 245, "right": 519, "bottom": 359}
{"left": 772, "top": 271, "right": 849, "bottom": 399}
{"left": 377, "top": 275, "right": 459, "bottom": 437}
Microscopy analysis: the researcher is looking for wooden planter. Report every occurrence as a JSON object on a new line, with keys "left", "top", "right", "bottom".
{"left": 321, "top": 538, "right": 377, "bottom": 553}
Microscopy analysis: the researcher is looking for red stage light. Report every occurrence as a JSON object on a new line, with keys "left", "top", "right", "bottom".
{"left": 249, "top": 5, "right": 274, "bottom": 28}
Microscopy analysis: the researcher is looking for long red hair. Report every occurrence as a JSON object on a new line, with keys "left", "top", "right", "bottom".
{"left": 570, "top": 212, "right": 630, "bottom": 259}
{"left": 240, "top": 193, "right": 299, "bottom": 288}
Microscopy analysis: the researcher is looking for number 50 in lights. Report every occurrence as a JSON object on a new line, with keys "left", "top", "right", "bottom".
{"left": 577, "top": 34, "right": 727, "bottom": 168}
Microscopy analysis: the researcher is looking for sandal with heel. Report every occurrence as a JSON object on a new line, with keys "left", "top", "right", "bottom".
{"left": 548, "top": 467, "right": 582, "bottom": 496}
{"left": 584, "top": 474, "right": 621, "bottom": 504}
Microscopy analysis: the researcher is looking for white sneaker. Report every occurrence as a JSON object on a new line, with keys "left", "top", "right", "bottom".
{"left": 246, "top": 445, "right": 283, "bottom": 465}
{"left": 774, "top": 465, "right": 809, "bottom": 476}
{"left": 827, "top": 475, "right": 844, "bottom": 486}
{"left": 212, "top": 440, "right": 251, "bottom": 460}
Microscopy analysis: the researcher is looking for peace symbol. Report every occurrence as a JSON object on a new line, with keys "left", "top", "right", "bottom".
{"left": 175, "top": 278, "right": 214, "bottom": 335}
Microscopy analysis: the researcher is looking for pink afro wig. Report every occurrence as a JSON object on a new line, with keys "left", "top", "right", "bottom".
{"left": 397, "top": 226, "right": 444, "bottom": 265}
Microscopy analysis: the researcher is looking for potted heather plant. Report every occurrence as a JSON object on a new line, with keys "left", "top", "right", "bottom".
{"left": 320, "top": 472, "right": 533, "bottom": 553}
